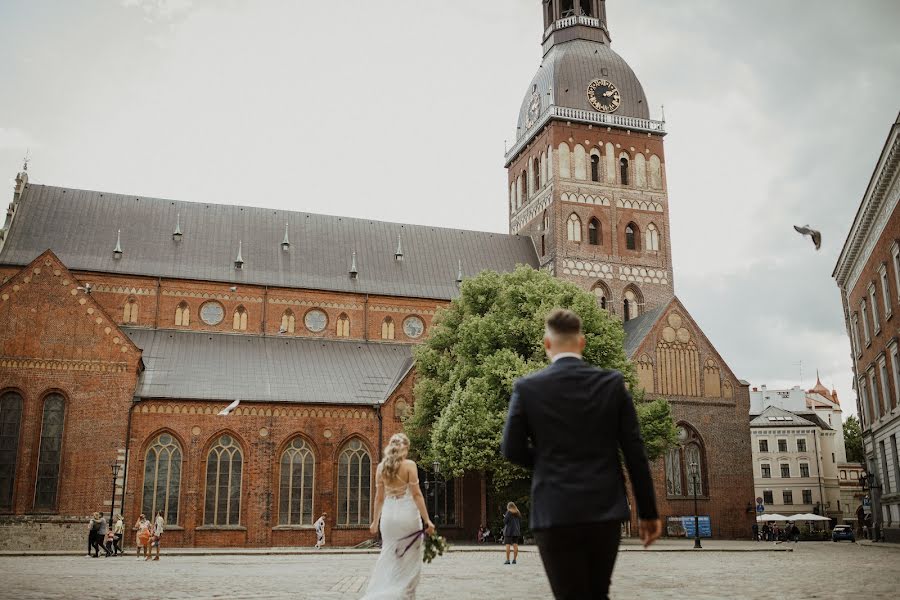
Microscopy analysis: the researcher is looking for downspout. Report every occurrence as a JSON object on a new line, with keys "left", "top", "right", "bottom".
{"left": 364, "top": 294, "right": 369, "bottom": 341}
{"left": 120, "top": 396, "right": 140, "bottom": 523}
{"left": 376, "top": 405, "right": 383, "bottom": 461}
{"left": 262, "top": 286, "right": 268, "bottom": 334}
{"left": 154, "top": 277, "right": 161, "bottom": 328}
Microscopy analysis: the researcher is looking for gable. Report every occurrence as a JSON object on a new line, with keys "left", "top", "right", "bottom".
{"left": 629, "top": 297, "right": 740, "bottom": 400}
{"left": 0, "top": 250, "right": 141, "bottom": 372}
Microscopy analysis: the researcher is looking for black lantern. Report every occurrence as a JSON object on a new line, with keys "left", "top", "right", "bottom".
{"left": 688, "top": 461, "right": 702, "bottom": 549}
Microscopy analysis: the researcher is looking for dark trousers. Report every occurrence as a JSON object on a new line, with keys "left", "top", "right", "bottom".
{"left": 534, "top": 521, "right": 621, "bottom": 600}
{"left": 89, "top": 532, "right": 104, "bottom": 557}
{"left": 113, "top": 534, "right": 123, "bottom": 555}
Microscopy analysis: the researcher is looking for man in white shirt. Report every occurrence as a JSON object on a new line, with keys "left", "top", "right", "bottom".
{"left": 314, "top": 513, "right": 327, "bottom": 549}
{"left": 150, "top": 511, "right": 165, "bottom": 561}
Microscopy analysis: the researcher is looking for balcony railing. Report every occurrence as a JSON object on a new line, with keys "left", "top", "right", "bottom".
{"left": 545, "top": 15, "right": 601, "bottom": 38}
{"left": 505, "top": 105, "right": 666, "bottom": 165}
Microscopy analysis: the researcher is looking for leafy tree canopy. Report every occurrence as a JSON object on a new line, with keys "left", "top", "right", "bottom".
{"left": 843, "top": 415, "right": 864, "bottom": 463}
{"left": 405, "top": 266, "right": 676, "bottom": 487}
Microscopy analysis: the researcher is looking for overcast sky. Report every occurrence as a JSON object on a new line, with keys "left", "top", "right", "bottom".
{"left": 2, "top": 1, "right": 899, "bottom": 419}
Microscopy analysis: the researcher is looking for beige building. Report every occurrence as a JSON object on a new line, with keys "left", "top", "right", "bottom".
{"left": 750, "top": 380, "right": 861, "bottom": 522}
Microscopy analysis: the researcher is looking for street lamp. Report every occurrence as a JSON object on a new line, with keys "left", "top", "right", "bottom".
{"left": 431, "top": 460, "right": 442, "bottom": 525}
{"left": 109, "top": 462, "right": 121, "bottom": 526}
{"left": 689, "top": 461, "right": 702, "bottom": 549}
{"left": 861, "top": 471, "right": 883, "bottom": 542}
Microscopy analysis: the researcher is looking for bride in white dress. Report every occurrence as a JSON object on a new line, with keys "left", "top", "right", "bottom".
{"left": 361, "top": 433, "right": 436, "bottom": 600}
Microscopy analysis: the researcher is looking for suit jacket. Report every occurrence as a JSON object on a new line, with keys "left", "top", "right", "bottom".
{"left": 501, "top": 357, "right": 658, "bottom": 530}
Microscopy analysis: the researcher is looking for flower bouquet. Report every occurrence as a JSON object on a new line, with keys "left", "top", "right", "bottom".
{"left": 423, "top": 531, "right": 449, "bottom": 563}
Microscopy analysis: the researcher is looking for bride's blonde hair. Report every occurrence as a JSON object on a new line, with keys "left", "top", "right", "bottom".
{"left": 380, "top": 433, "right": 410, "bottom": 480}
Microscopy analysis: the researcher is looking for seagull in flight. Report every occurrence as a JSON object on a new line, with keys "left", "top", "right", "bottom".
{"left": 218, "top": 399, "right": 240, "bottom": 416}
{"left": 793, "top": 225, "right": 822, "bottom": 251}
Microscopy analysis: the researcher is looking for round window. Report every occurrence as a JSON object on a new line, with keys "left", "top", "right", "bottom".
{"left": 219, "top": 434, "right": 232, "bottom": 447}
{"left": 304, "top": 309, "right": 327, "bottom": 333}
{"left": 403, "top": 316, "right": 425, "bottom": 339}
{"left": 199, "top": 301, "right": 225, "bottom": 325}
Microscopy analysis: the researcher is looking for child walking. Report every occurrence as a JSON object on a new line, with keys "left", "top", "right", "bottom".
{"left": 503, "top": 502, "right": 522, "bottom": 565}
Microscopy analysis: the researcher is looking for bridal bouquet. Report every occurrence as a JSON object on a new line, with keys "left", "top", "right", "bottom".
{"left": 423, "top": 531, "right": 448, "bottom": 563}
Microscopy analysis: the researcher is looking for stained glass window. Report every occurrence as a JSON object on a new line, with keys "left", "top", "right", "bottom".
{"left": 279, "top": 437, "right": 315, "bottom": 525}
{"left": 34, "top": 394, "right": 66, "bottom": 509}
{"left": 142, "top": 433, "right": 182, "bottom": 525}
{"left": 336, "top": 439, "right": 371, "bottom": 526}
{"left": 204, "top": 435, "right": 242, "bottom": 525}
{"left": 0, "top": 391, "right": 23, "bottom": 510}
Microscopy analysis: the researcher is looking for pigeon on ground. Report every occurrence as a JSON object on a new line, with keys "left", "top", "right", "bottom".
{"left": 793, "top": 225, "right": 822, "bottom": 250}
{"left": 218, "top": 398, "right": 240, "bottom": 416}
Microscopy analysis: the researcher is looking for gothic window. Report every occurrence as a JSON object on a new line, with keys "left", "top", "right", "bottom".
{"left": 123, "top": 298, "right": 138, "bottom": 324}
{"left": 281, "top": 310, "right": 295, "bottom": 334}
{"left": 625, "top": 223, "right": 639, "bottom": 251}
{"left": 604, "top": 143, "right": 616, "bottom": 183}
{"left": 34, "top": 394, "right": 66, "bottom": 509}
{"left": 592, "top": 282, "right": 610, "bottom": 310}
{"left": 623, "top": 286, "right": 642, "bottom": 322}
{"left": 703, "top": 359, "right": 721, "bottom": 398}
{"left": 528, "top": 160, "right": 534, "bottom": 197}
{"left": 232, "top": 306, "right": 248, "bottom": 331}
{"left": 687, "top": 445, "right": 704, "bottom": 497}
{"left": 567, "top": 214, "right": 582, "bottom": 242}
{"left": 204, "top": 434, "right": 243, "bottom": 526}
{"left": 381, "top": 317, "right": 395, "bottom": 340}
{"left": 337, "top": 313, "right": 350, "bottom": 338}
{"left": 619, "top": 156, "right": 629, "bottom": 185}
{"left": 590, "top": 154, "right": 600, "bottom": 182}
{"left": 649, "top": 155, "right": 663, "bottom": 189}
{"left": 141, "top": 433, "right": 182, "bottom": 525}
{"left": 573, "top": 144, "right": 587, "bottom": 180}
{"left": 644, "top": 223, "right": 659, "bottom": 251}
{"left": 522, "top": 170, "right": 528, "bottom": 201}
{"left": 665, "top": 448, "right": 683, "bottom": 496}
{"left": 541, "top": 210, "right": 549, "bottom": 256}
{"left": 634, "top": 153, "right": 647, "bottom": 188}
{"left": 175, "top": 302, "right": 190, "bottom": 327}
{"left": 558, "top": 143, "right": 571, "bottom": 179}
{"left": 0, "top": 392, "right": 23, "bottom": 510}
{"left": 279, "top": 437, "right": 315, "bottom": 526}
{"left": 534, "top": 156, "right": 541, "bottom": 190}
{"left": 666, "top": 425, "right": 705, "bottom": 497}
{"left": 509, "top": 182, "right": 515, "bottom": 214}
{"left": 336, "top": 439, "right": 371, "bottom": 526}
{"left": 588, "top": 218, "right": 600, "bottom": 245}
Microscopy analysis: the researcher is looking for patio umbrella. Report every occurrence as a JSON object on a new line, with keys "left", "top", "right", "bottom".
{"left": 756, "top": 513, "right": 790, "bottom": 521}
{"left": 791, "top": 513, "right": 831, "bottom": 521}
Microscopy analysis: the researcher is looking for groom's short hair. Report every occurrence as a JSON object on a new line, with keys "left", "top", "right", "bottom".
{"left": 545, "top": 308, "right": 582, "bottom": 338}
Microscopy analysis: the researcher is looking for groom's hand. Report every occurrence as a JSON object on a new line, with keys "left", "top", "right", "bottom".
{"left": 639, "top": 519, "right": 662, "bottom": 548}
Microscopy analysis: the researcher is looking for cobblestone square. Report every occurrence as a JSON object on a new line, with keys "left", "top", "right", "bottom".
{"left": 1, "top": 542, "right": 898, "bottom": 599}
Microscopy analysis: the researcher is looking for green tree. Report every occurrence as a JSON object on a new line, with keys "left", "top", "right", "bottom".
{"left": 405, "top": 265, "right": 676, "bottom": 491}
{"left": 843, "top": 415, "right": 864, "bottom": 463}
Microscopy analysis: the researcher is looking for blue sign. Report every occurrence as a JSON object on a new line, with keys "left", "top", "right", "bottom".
{"left": 756, "top": 504, "right": 765, "bottom": 513}
{"left": 681, "top": 516, "right": 712, "bottom": 538}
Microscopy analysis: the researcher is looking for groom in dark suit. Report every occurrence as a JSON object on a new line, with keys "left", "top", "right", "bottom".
{"left": 501, "top": 308, "right": 662, "bottom": 600}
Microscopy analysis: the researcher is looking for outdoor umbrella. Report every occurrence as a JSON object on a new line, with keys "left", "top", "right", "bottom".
{"left": 791, "top": 513, "right": 831, "bottom": 521}
{"left": 756, "top": 513, "right": 790, "bottom": 521}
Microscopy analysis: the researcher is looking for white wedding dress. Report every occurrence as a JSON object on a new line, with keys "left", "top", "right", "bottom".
{"left": 360, "top": 482, "right": 424, "bottom": 600}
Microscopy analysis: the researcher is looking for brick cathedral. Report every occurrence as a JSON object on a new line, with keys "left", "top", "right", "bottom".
{"left": 0, "top": 1, "right": 753, "bottom": 549}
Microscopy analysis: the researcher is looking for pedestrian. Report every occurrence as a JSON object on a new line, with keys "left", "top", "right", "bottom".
{"left": 501, "top": 309, "right": 661, "bottom": 600}
{"left": 791, "top": 523, "right": 801, "bottom": 543}
{"left": 314, "top": 513, "right": 327, "bottom": 549}
{"left": 503, "top": 502, "right": 522, "bottom": 565}
{"left": 148, "top": 510, "right": 164, "bottom": 561}
{"left": 752, "top": 522, "right": 759, "bottom": 542}
{"left": 135, "top": 514, "right": 151, "bottom": 559}
{"left": 112, "top": 514, "right": 124, "bottom": 556}
{"left": 87, "top": 513, "right": 99, "bottom": 558}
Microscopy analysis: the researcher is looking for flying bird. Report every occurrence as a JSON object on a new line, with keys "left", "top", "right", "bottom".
{"left": 76, "top": 283, "right": 93, "bottom": 294}
{"left": 229, "top": 286, "right": 237, "bottom": 292}
{"left": 278, "top": 326, "right": 288, "bottom": 335}
{"left": 793, "top": 225, "right": 822, "bottom": 251}
{"left": 218, "top": 399, "right": 240, "bottom": 416}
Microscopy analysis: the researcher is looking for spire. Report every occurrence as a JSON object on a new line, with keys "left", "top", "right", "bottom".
{"left": 395, "top": 232, "right": 404, "bottom": 261}
{"left": 234, "top": 240, "right": 244, "bottom": 269}
{"left": 112, "top": 230, "right": 123, "bottom": 259}
{"left": 281, "top": 222, "right": 290, "bottom": 251}
{"left": 349, "top": 251, "right": 358, "bottom": 279}
{"left": 172, "top": 213, "right": 183, "bottom": 242}
{"left": 456, "top": 259, "right": 463, "bottom": 285}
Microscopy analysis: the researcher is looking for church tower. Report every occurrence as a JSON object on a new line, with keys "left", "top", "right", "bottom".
{"left": 506, "top": 0, "right": 673, "bottom": 321}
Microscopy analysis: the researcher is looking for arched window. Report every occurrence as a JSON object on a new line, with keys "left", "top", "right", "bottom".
{"left": 645, "top": 223, "right": 659, "bottom": 251}
{"left": 279, "top": 437, "right": 315, "bottom": 525}
{"left": 541, "top": 210, "right": 550, "bottom": 256}
{"left": 592, "top": 282, "right": 610, "bottom": 311}
{"left": 665, "top": 425, "right": 706, "bottom": 497}
{"left": 204, "top": 434, "right": 243, "bottom": 526}
{"left": 580, "top": 0, "right": 593, "bottom": 17}
{"left": 558, "top": 143, "right": 571, "bottom": 179}
{"left": 516, "top": 175, "right": 523, "bottom": 209}
{"left": 625, "top": 223, "right": 638, "bottom": 251}
{"left": 123, "top": 298, "right": 138, "bottom": 324}
{"left": 175, "top": 302, "right": 190, "bottom": 327}
{"left": 337, "top": 313, "right": 350, "bottom": 337}
{"left": 233, "top": 306, "right": 248, "bottom": 331}
{"left": 634, "top": 153, "right": 647, "bottom": 188}
{"left": 573, "top": 144, "right": 587, "bottom": 180}
{"left": 534, "top": 156, "right": 542, "bottom": 190}
{"left": 509, "top": 182, "right": 515, "bottom": 214}
{"left": 141, "top": 433, "right": 182, "bottom": 525}
{"left": 280, "top": 310, "right": 295, "bottom": 334}
{"left": 623, "top": 286, "right": 642, "bottom": 322}
{"left": 620, "top": 156, "right": 629, "bottom": 185}
{"left": 588, "top": 218, "right": 600, "bottom": 245}
{"left": 336, "top": 439, "right": 371, "bottom": 526}
{"left": 0, "top": 391, "right": 23, "bottom": 510}
{"left": 561, "top": 0, "right": 575, "bottom": 17}
{"left": 649, "top": 155, "right": 662, "bottom": 189}
{"left": 590, "top": 154, "right": 600, "bottom": 182}
{"left": 522, "top": 170, "right": 528, "bottom": 201}
{"left": 381, "top": 317, "right": 395, "bottom": 340}
{"left": 34, "top": 393, "right": 65, "bottom": 509}
{"left": 567, "top": 214, "right": 582, "bottom": 242}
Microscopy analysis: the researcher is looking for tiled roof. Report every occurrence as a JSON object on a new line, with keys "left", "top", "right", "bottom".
{"left": 621, "top": 303, "right": 666, "bottom": 358}
{"left": 0, "top": 184, "right": 539, "bottom": 300}
{"left": 124, "top": 328, "right": 413, "bottom": 405}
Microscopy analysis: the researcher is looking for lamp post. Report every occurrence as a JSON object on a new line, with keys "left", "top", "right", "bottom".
{"left": 109, "top": 462, "right": 121, "bottom": 525}
{"left": 689, "top": 461, "right": 702, "bottom": 549}
{"left": 431, "top": 460, "right": 442, "bottom": 525}
{"left": 861, "top": 471, "right": 883, "bottom": 541}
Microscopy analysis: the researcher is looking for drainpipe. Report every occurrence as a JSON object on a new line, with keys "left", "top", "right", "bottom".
{"left": 364, "top": 294, "right": 370, "bottom": 341}
{"left": 375, "top": 405, "right": 383, "bottom": 461}
{"left": 120, "top": 396, "right": 140, "bottom": 523}
{"left": 154, "top": 277, "right": 161, "bottom": 328}
{"left": 262, "top": 286, "right": 268, "bottom": 334}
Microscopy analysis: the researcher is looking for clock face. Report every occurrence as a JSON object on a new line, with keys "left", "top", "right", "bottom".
{"left": 587, "top": 79, "right": 622, "bottom": 114}
{"left": 403, "top": 316, "right": 425, "bottom": 339}
{"left": 525, "top": 92, "right": 542, "bottom": 129}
